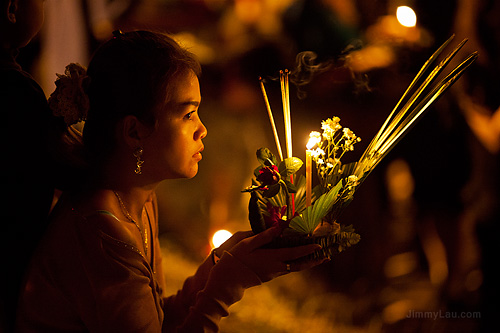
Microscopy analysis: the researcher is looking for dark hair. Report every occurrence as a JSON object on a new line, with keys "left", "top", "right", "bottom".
{"left": 83, "top": 30, "right": 201, "bottom": 162}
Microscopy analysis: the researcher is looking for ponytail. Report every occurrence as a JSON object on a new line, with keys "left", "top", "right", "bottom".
{"left": 47, "top": 63, "right": 90, "bottom": 190}
{"left": 48, "top": 63, "right": 89, "bottom": 126}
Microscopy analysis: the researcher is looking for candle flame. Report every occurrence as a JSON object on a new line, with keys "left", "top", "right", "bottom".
{"left": 307, "top": 134, "right": 321, "bottom": 150}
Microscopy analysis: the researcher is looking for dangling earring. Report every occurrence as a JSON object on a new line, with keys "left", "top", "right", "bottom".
{"left": 133, "top": 147, "right": 144, "bottom": 175}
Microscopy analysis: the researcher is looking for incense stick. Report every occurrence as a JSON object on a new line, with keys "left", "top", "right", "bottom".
{"left": 376, "top": 51, "right": 478, "bottom": 161}
{"left": 260, "top": 78, "right": 284, "bottom": 161}
{"left": 280, "top": 70, "right": 293, "bottom": 159}
{"left": 280, "top": 70, "right": 295, "bottom": 216}
{"left": 358, "top": 35, "right": 458, "bottom": 165}
{"left": 354, "top": 39, "right": 478, "bottom": 180}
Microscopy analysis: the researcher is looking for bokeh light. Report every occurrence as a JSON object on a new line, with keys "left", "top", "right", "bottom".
{"left": 211, "top": 229, "right": 232, "bottom": 248}
{"left": 396, "top": 6, "right": 417, "bottom": 28}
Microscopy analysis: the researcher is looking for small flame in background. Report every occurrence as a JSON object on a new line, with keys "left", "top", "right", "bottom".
{"left": 396, "top": 6, "right": 417, "bottom": 28}
{"left": 211, "top": 229, "right": 233, "bottom": 248}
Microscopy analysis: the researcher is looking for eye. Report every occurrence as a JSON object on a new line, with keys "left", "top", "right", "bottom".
{"left": 184, "top": 110, "right": 196, "bottom": 120}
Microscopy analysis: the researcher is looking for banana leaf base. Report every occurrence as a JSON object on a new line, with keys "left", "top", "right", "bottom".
{"left": 264, "top": 228, "right": 361, "bottom": 262}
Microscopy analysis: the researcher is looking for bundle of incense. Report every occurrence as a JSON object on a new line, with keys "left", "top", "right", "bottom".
{"left": 258, "top": 70, "right": 295, "bottom": 216}
{"left": 280, "top": 70, "right": 295, "bottom": 216}
{"left": 353, "top": 35, "right": 478, "bottom": 181}
{"left": 258, "top": 70, "right": 292, "bottom": 161}
{"left": 280, "top": 70, "right": 292, "bottom": 159}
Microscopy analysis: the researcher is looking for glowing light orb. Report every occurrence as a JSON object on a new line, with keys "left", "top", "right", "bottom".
{"left": 211, "top": 229, "right": 232, "bottom": 248}
{"left": 396, "top": 6, "right": 417, "bottom": 27}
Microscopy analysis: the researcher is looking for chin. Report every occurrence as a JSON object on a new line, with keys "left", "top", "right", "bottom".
{"left": 161, "top": 162, "right": 200, "bottom": 180}
{"left": 176, "top": 167, "right": 199, "bottom": 180}
{"left": 185, "top": 169, "right": 199, "bottom": 179}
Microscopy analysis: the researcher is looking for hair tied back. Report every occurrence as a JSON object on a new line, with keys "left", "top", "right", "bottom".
{"left": 48, "top": 63, "right": 90, "bottom": 126}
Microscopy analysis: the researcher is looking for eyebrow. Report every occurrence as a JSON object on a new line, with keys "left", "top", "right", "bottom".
{"left": 180, "top": 100, "right": 200, "bottom": 108}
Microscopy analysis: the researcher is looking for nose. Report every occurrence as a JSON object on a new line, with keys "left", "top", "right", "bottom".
{"left": 195, "top": 119, "right": 207, "bottom": 140}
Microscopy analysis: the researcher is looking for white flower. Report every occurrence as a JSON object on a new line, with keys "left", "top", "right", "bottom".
{"left": 321, "top": 117, "right": 342, "bottom": 140}
{"left": 343, "top": 127, "right": 354, "bottom": 138}
{"left": 347, "top": 175, "right": 359, "bottom": 186}
{"left": 309, "top": 131, "right": 322, "bottom": 141}
{"left": 311, "top": 148, "right": 324, "bottom": 158}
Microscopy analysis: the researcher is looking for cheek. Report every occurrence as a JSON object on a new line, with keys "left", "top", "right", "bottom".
{"left": 147, "top": 127, "right": 188, "bottom": 172}
{"left": 20, "top": 2, "right": 44, "bottom": 39}
{"left": 160, "top": 126, "right": 188, "bottom": 154}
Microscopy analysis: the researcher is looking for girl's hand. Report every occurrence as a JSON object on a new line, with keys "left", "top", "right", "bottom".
{"left": 219, "top": 227, "right": 327, "bottom": 282}
{"left": 215, "top": 230, "right": 254, "bottom": 255}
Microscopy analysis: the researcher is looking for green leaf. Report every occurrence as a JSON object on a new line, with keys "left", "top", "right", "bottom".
{"left": 289, "top": 215, "right": 309, "bottom": 234}
{"left": 248, "top": 192, "right": 266, "bottom": 233}
{"left": 311, "top": 180, "right": 342, "bottom": 221}
{"left": 278, "top": 157, "right": 303, "bottom": 177}
{"left": 289, "top": 180, "right": 343, "bottom": 234}
{"left": 256, "top": 148, "right": 278, "bottom": 166}
{"left": 283, "top": 178, "right": 297, "bottom": 194}
{"left": 292, "top": 175, "right": 307, "bottom": 214}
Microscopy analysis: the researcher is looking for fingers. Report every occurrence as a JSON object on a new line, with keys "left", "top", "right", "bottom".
{"left": 284, "top": 257, "right": 330, "bottom": 274}
{"left": 273, "top": 243, "right": 322, "bottom": 262}
{"left": 230, "top": 230, "right": 254, "bottom": 242}
{"left": 243, "top": 226, "right": 281, "bottom": 250}
{"left": 217, "top": 230, "right": 254, "bottom": 254}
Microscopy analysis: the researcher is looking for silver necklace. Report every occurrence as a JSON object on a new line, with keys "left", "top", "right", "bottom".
{"left": 113, "top": 191, "right": 148, "bottom": 256}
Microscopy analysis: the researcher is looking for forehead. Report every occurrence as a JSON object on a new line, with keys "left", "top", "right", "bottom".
{"left": 168, "top": 70, "right": 201, "bottom": 106}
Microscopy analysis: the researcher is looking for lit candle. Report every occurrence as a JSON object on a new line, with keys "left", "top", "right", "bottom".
{"left": 306, "top": 149, "right": 312, "bottom": 207}
{"left": 306, "top": 134, "right": 320, "bottom": 207}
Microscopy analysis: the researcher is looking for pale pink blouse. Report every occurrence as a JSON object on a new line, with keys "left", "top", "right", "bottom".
{"left": 16, "top": 194, "right": 261, "bottom": 332}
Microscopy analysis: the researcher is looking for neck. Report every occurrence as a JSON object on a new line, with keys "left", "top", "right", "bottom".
{"left": 0, "top": 47, "right": 19, "bottom": 67}
{"left": 87, "top": 162, "right": 159, "bottom": 220}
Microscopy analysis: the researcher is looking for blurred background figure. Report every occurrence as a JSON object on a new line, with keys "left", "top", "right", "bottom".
{"left": 451, "top": 0, "right": 500, "bottom": 331}
{"left": 1, "top": 1, "right": 51, "bottom": 331}
{"left": 27, "top": 0, "right": 132, "bottom": 94}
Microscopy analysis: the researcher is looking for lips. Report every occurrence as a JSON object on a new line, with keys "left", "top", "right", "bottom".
{"left": 193, "top": 146, "right": 204, "bottom": 160}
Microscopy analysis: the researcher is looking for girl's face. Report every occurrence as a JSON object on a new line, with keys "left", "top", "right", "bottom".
{"left": 143, "top": 70, "right": 207, "bottom": 180}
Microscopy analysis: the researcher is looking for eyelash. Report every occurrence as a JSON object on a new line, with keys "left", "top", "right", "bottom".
{"left": 185, "top": 111, "right": 196, "bottom": 120}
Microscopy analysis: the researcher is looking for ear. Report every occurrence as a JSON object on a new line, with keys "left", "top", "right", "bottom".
{"left": 5, "top": 0, "right": 18, "bottom": 24}
{"left": 120, "top": 115, "right": 152, "bottom": 149}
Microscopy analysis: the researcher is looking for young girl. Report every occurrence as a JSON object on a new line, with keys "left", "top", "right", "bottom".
{"left": 16, "top": 30, "right": 325, "bottom": 332}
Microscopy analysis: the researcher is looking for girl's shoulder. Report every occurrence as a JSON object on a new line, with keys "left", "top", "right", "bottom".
{"left": 83, "top": 209, "right": 143, "bottom": 256}
{"left": 60, "top": 191, "right": 140, "bottom": 253}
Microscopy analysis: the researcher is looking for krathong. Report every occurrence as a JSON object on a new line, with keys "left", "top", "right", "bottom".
{"left": 242, "top": 35, "right": 478, "bottom": 261}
